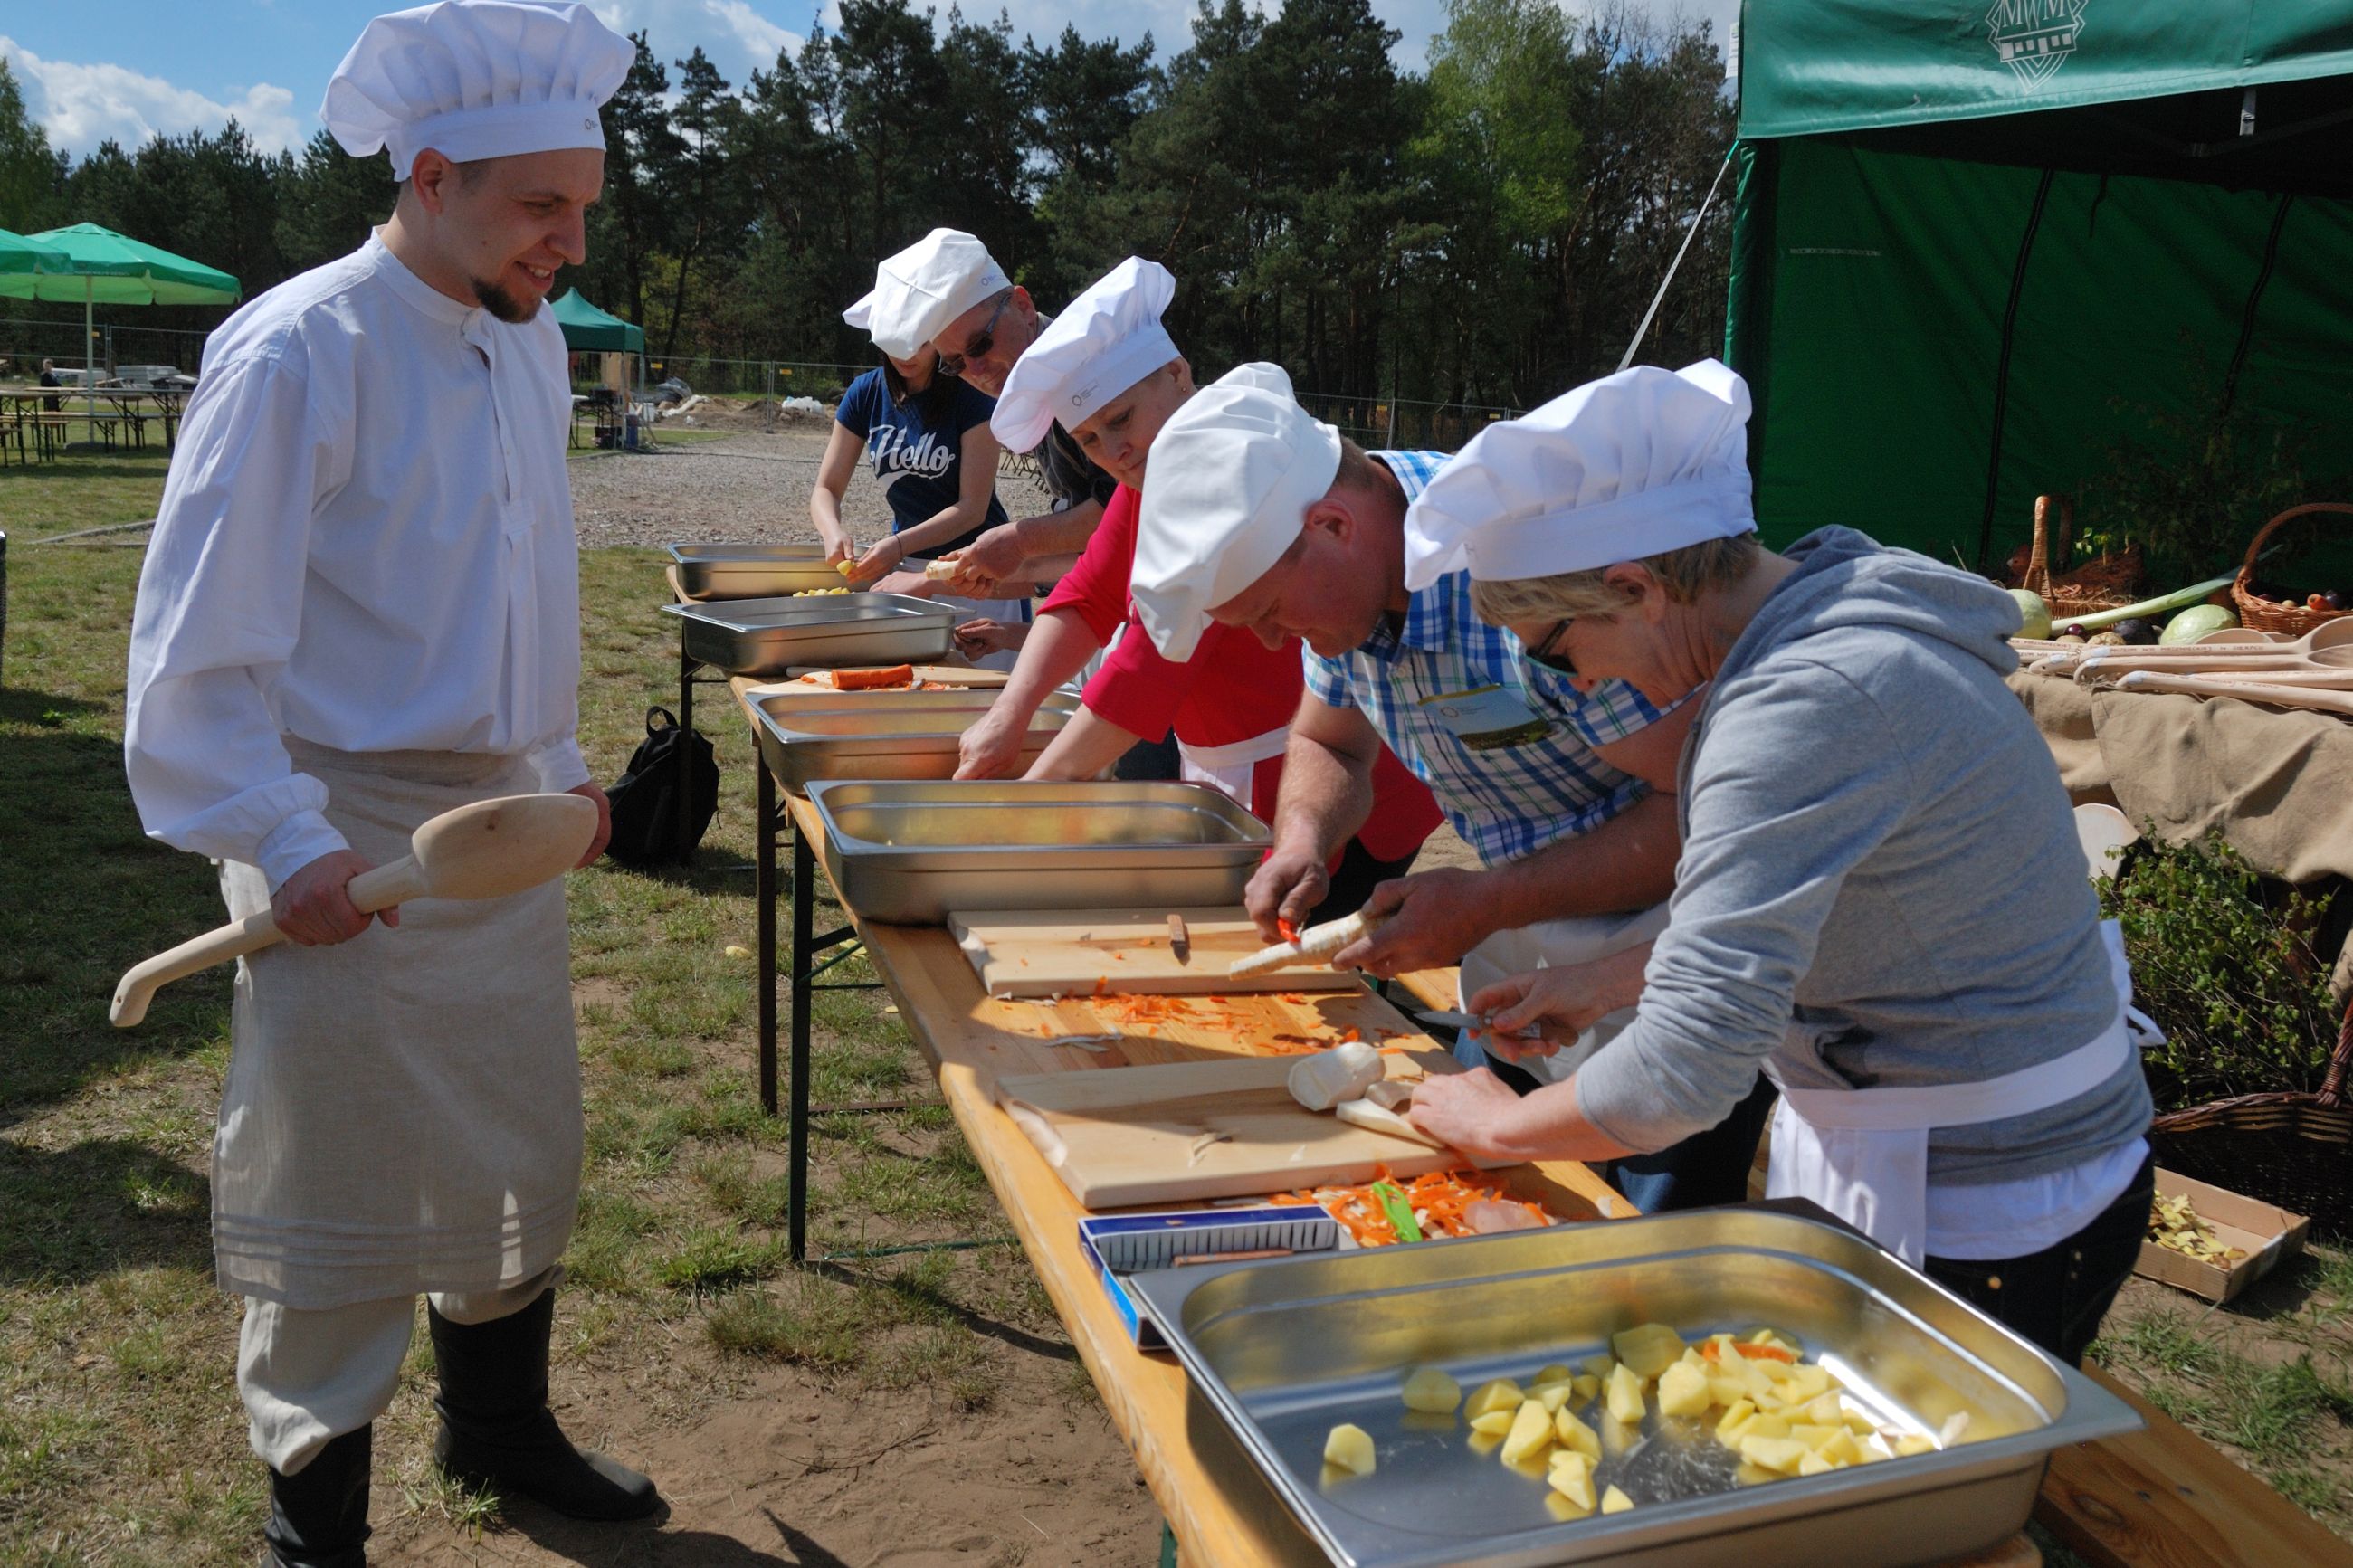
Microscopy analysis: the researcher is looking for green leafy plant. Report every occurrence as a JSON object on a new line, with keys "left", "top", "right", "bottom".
{"left": 2101, "top": 832, "right": 2341, "bottom": 1110}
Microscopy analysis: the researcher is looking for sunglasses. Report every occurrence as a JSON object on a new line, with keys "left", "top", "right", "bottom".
{"left": 936, "top": 291, "right": 1014, "bottom": 378}
{"left": 1527, "top": 618, "right": 1577, "bottom": 677}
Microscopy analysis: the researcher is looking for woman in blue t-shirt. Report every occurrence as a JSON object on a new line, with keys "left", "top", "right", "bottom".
{"left": 809, "top": 341, "right": 1030, "bottom": 666}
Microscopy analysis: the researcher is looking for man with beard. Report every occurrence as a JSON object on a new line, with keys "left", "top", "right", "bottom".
{"left": 122, "top": 5, "right": 654, "bottom": 1563}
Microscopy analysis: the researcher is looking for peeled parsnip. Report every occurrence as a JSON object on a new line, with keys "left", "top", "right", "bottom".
{"left": 1228, "top": 910, "right": 1380, "bottom": 979}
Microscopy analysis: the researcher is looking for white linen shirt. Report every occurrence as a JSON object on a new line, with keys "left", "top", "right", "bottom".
{"left": 126, "top": 234, "right": 588, "bottom": 889}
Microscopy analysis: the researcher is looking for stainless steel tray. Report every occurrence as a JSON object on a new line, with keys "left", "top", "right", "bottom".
{"left": 754, "top": 689, "right": 1081, "bottom": 795}
{"left": 1131, "top": 1208, "right": 2141, "bottom": 1568}
{"left": 662, "top": 593, "right": 956, "bottom": 674}
{"left": 805, "top": 779, "right": 1272, "bottom": 924}
{"left": 666, "top": 542, "right": 847, "bottom": 598}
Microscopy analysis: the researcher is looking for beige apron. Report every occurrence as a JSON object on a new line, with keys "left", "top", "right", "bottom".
{"left": 211, "top": 741, "right": 581, "bottom": 1310}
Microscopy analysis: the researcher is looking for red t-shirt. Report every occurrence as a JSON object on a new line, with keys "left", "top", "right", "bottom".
{"left": 1040, "top": 486, "right": 1441, "bottom": 863}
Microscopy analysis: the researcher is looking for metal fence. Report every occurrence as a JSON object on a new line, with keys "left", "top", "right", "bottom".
{"left": 0, "top": 317, "right": 209, "bottom": 380}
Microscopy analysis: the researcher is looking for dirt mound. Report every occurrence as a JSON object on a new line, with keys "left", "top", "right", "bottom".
{"left": 662, "top": 397, "right": 834, "bottom": 434}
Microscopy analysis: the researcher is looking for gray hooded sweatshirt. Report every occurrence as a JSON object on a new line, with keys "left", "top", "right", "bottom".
{"left": 1576, "top": 527, "right": 2152, "bottom": 1184}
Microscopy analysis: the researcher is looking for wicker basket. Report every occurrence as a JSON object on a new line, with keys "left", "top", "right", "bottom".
{"left": 2014, "top": 495, "right": 2143, "bottom": 621}
{"left": 2231, "top": 502, "right": 2353, "bottom": 635}
{"left": 2147, "top": 997, "right": 2353, "bottom": 1240}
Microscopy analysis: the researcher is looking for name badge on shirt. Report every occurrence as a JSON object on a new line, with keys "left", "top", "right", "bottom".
{"left": 1418, "top": 684, "right": 1554, "bottom": 751}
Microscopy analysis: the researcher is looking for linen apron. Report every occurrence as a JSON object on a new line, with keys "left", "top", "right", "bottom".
{"left": 211, "top": 740, "right": 581, "bottom": 1310}
{"left": 1762, "top": 922, "right": 2151, "bottom": 1265}
{"left": 1176, "top": 727, "right": 1291, "bottom": 810}
{"left": 1452, "top": 904, "right": 1672, "bottom": 1082}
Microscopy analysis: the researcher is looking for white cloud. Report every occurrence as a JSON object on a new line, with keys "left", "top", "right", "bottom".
{"left": 0, "top": 34, "right": 303, "bottom": 156}
{"left": 586, "top": 0, "right": 805, "bottom": 74}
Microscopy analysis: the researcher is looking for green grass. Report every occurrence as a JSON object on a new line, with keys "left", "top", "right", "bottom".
{"left": 0, "top": 448, "right": 1075, "bottom": 1565}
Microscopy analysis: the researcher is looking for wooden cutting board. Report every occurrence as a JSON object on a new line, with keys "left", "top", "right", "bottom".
{"left": 949, "top": 907, "right": 1363, "bottom": 998}
{"left": 995, "top": 1051, "right": 1469, "bottom": 1208}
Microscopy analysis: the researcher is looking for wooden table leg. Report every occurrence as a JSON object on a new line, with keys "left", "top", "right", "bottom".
{"left": 788, "top": 814, "right": 817, "bottom": 1263}
{"left": 756, "top": 744, "right": 777, "bottom": 1118}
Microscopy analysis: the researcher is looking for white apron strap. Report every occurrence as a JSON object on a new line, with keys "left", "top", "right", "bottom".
{"left": 1455, "top": 906, "right": 1672, "bottom": 1081}
{"left": 1177, "top": 727, "right": 1290, "bottom": 804}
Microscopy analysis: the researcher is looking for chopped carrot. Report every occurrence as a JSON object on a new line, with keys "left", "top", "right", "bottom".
{"left": 1278, "top": 917, "right": 1300, "bottom": 943}
{"left": 833, "top": 663, "right": 916, "bottom": 690}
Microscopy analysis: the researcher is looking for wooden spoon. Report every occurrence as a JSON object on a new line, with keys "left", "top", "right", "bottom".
{"left": 2075, "top": 643, "right": 2353, "bottom": 683}
{"left": 2110, "top": 670, "right": 2353, "bottom": 717}
{"left": 2079, "top": 615, "right": 2353, "bottom": 664}
{"left": 110, "top": 793, "right": 596, "bottom": 1028}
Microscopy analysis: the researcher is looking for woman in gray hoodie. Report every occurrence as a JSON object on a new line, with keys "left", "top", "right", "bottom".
{"left": 1403, "top": 363, "right": 2153, "bottom": 1365}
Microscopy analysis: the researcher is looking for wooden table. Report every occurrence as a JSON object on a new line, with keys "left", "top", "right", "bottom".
{"left": 724, "top": 679, "right": 2044, "bottom": 1568}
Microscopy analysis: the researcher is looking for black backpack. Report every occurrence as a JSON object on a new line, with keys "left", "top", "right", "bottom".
{"left": 605, "top": 707, "right": 719, "bottom": 866}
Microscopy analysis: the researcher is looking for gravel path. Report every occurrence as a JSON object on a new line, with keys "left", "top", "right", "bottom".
{"left": 568, "top": 422, "right": 1059, "bottom": 550}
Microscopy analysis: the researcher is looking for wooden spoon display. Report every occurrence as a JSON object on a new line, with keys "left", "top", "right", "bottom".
{"left": 2072, "top": 643, "right": 2353, "bottom": 682}
{"left": 2109, "top": 670, "right": 2353, "bottom": 717}
{"left": 110, "top": 793, "right": 597, "bottom": 1027}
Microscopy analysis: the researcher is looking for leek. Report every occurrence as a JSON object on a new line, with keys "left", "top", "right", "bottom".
{"left": 2060, "top": 575, "right": 2237, "bottom": 632}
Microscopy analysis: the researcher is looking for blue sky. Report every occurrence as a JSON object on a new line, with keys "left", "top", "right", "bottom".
{"left": 0, "top": 0, "right": 1738, "bottom": 159}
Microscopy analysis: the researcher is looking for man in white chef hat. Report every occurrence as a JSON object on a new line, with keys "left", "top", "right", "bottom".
{"left": 1129, "top": 364, "right": 1776, "bottom": 1214}
{"left": 851, "top": 232, "right": 1122, "bottom": 594}
{"left": 123, "top": 5, "right": 658, "bottom": 1562}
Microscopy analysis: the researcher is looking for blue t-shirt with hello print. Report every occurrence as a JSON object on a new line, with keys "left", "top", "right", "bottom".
{"left": 834, "top": 368, "right": 1010, "bottom": 556}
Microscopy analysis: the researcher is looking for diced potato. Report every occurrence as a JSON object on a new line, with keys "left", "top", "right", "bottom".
{"left": 1529, "top": 1381, "right": 1577, "bottom": 1414}
{"left": 1600, "top": 1414, "right": 1643, "bottom": 1457}
{"left": 1894, "top": 1433, "right": 1936, "bottom": 1458}
{"left": 1678, "top": 1346, "right": 1709, "bottom": 1369}
{"left": 1739, "top": 1434, "right": 1812, "bottom": 1475}
{"left": 1802, "top": 1392, "right": 1845, "bottom": 1425}
{"left": 1466, "top": 1378, "right": 1525, "bottom": 1421}
{"left": 1500, "top": 1401, "right": 1555, "bottom": 1467}
{"left": 1547, "top": 1450, "right": 1596, "bottom": 1510}
{"left": 1714, "top": 1398, "right": 1757, "bottom": 1449}
{"left": 1546, "top": 1490, "right": 1593, "bottom": 1523}
{"left": 1468, "top": 1429, "right": 1504, "bottom": 1458}
{"left": 1323, "top": 1422, "right": 1376, "bottom": 1476}
{"left": 1707, "top": 1375, "right": 1751, "bottom": 1408}
{"left": 1531, "top": 1363, "right": 1576, "bottom": 1386}
{"left": 1789, "top": 1422, "right": 1841, "bottom": 1448}
{"left": 1728, "top": 1355, "right": 1777, "bottom": 1400}
{"left": 1468, "top": 1409, "right": 1517, "bottom": 1436}
{"left": 1570, "top": 1373, "right": 1603, "bottom": 1402}
{"left": 1815, "top": 1429, "right": 1863, "bottom": 1466}
{"left": 1797, "top": 1451, "right": 1836, "bottom": 1477}
{"left": 1747, "top": 1327, "right": 1789, "bottom": 1346}
{"left": 1611, "top": 1323, "right": 1687, "bottom": 1381}
{"left": 1742, "top": 1412, "right": 1792, "bottom": 1441}
{"left": 1605, "top": 1361, "right": 1646, "bottom": 1425}
{"left": 1782, "top": 1364, "right": 1834, "bottom": 1401}
{"left": 1733, "top": 1460, "right": 1779, "bottom": 1487}
{"left": 1554, "top": 1408, "right": 1601, "bottom": 1462}
{"left": 1843, "top": 1411, "right": 1880, "bottom": 1436}
{"left": 1600, "top": 1485, "right": 1634, "bottom": 1515}
{"left": 1581, "top": 1354, "right": 1616, "bottom": 1382}
{"left": 1400, "top": 1366, "right": 1462, "bottom": 1414}
{"left": 1656, "top": 1361, "right": 1710, "bottom": 1419}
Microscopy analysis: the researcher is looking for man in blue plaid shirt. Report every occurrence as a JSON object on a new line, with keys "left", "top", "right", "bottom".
{"left": 1130, "top": 366, "right": 1773, "bottom": 1212}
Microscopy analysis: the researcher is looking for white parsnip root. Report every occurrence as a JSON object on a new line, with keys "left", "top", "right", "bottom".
{"left": 1227, "top": 911, "right": 1380, "bottom": 979}
{"left": 1287, "top": 1041, "right": 1385, "bottom": 1112}
{"left": 923, "top": 558, "right": 962, "bottom": 581}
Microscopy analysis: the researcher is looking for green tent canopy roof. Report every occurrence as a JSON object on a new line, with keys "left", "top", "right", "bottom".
{"left": 550, "top": 288, "right": 643, "bottom": 354}
{"left": 22, "top": 222, "right": 241, "bottom": 305}
{"left": 1737, "top": 1, "right": 2353, "bottom": 142}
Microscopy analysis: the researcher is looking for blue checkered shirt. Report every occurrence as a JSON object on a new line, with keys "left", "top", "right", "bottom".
{"left": 1302, "top": 449, "right": 1663, "bottom": 867}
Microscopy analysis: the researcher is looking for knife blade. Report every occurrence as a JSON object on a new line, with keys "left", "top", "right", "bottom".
{"left": 1415, "top": 1009, "right": 1539, "bottom": 1039}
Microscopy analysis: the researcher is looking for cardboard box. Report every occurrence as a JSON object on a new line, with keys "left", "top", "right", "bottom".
{"left": 2133, "top": 1168, "right": 2309, "bottom": 1305}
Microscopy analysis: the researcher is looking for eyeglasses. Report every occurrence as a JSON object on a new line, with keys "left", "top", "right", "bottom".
{"left": 1527, "top": 618, "right": 1577, "bottom": 677}
{"left": 936, "top": 290, "right": 1014, "bottom": 378}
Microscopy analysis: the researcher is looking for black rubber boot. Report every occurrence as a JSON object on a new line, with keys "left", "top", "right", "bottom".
{"left": 427, "top": 1288, "right": 660, "bottom": 1521}
{"left": 262, "top": 1423, "right": 370, "bottom": 1568}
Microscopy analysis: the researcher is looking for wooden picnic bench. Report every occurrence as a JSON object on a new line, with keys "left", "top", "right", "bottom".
{"left": 1386, "top": 968, "right": 2353, "bottom": 1568}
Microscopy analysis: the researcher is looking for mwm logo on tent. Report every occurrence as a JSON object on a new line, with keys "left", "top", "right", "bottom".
{"left": 1987, "top": 0, "right": 2088, "bottom": 89}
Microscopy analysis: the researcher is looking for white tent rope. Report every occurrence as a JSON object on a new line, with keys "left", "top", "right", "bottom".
{"left": 1616, "top": 147, "right": 1737, "bottom": 373}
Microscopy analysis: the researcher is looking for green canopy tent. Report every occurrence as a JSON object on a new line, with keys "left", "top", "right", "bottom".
{"left": 1724, "top": 2, "right": 2353, "bottom": 575}
{"left": 22, "top": 223, "right": 242, "bottom": 429}
{"left": 549, "top": 288, "right": 643, "bottom": 355}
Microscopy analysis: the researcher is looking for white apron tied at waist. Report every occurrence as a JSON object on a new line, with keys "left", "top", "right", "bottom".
{"left": 1176, "top": 725, "right": 1291, "bottom": 805}
{"left": 1764, "top": 919, "right": 2147, "bottom": 1265}
{"left": 1455, "top": 903, "right": 1672, "bottom": 1083}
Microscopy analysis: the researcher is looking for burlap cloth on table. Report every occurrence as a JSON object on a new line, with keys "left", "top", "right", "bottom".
{"left": 2007, "top": 672, "right": 2353, "bottom": 1000}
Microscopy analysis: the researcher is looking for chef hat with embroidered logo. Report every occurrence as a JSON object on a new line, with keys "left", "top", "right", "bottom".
{"left": 322, "top": 1, "right": 635, "bottom": 180}
{"left": 1131, "top": 363, "right": 1342, "bottom": 661}
{"left": 1402, "top": 359, "right": 1754, "bottom": 591}
{"left": 989, "top": 257, "right": 1178, "bottom": 452}
{"left": 843, "top": 229, "right": 1014, "bottom": 361}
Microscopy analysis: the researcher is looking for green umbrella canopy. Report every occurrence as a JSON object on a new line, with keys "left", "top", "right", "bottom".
{"left": 550, "top": 288, "right": 643, "bottom": 354}
{"left": 0, "top": 227, "right": 68, "bottom": 299}
{"left": 21, "top": 223, "right": 241, "bottom": 305}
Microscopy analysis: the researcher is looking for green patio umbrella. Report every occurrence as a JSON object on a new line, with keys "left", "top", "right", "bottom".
{"left": 23, "top": 223, "right": 242, "bottom": 425}
{"left": 0, "top": 227, "right": 68, "bottom": 299}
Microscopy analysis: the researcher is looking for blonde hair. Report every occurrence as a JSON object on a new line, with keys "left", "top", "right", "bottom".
{"left": 1469, "top": 533, "right": 1763, "bottom": 626}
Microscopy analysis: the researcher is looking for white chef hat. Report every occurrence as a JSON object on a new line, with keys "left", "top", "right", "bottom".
{"left": 1131, "top": 363, "right": 1341, "bottom": 661}
{"left": 1403, "top": 359, "right": 1755, "bottom": 591}
{"left": 989, "top": 257, "right": 1179, "bottom": 451}
{"left": 843, "top": 229, "right": 1013, "bottom": 361}
{"left": 322, "top": 1, "right": 634, "bottom": 180}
